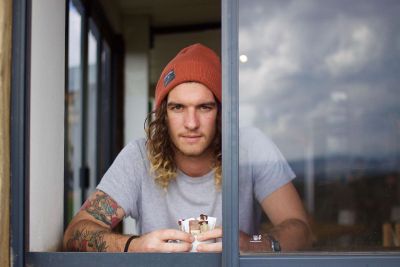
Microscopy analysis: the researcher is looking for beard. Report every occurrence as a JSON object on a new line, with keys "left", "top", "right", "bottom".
{"left": 170, "top": 134, "right": 215, "bottom": 158}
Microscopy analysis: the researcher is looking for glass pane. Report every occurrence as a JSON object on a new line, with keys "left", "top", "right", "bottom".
{"left": 66, "top": 1, "right": 83, "bottom": 222}
{"left": 86, "top": 29, "right": 99, "bottom": 197}
{"left": 239, "top": 0, "right": 400, "bottom": 252}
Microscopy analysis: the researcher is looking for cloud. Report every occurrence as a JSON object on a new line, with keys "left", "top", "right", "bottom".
{"left": 238, "top": 0, "right": 400, "bottom": 161}
{"left": 324, "top": 23, "right": 378, "bottom": 76}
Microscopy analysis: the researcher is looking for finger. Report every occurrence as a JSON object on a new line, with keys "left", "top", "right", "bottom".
{"left": 158, "top": 229, "right": 194, "bottom": 243}
{"left": 159, "top": 242, "right": 192, "bottom": 252}
{"left": 197, "top": 228, "right": 222, "bottom": 241}
{"left": 197, "top": 242, "right": 222, "bottom": 252}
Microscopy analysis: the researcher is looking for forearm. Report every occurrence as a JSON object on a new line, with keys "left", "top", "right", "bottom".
{"left": 63, "top": 220, "right": 131, "bottom": 252}
{"left": 240, "top": 219, "right": 312, "bottom": 252}
{"left": 257, "top": 183, "right": 313, "bottom": 252}
{"left": 268, "top": 218, "right": 312, "bottom": 251}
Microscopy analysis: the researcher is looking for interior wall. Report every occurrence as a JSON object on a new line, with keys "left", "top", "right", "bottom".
{"left": 30, "top": 0, "right": 65, "bottom": 251}
{"left": 123, "top": 15, "right": 150, "bottom": 144}
{"left": 99, "top": 0, "right": 122, "bottom": 34}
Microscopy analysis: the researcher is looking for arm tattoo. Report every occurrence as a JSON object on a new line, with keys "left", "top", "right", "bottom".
{"left": 81, "top": 192, "right": 121, "bottom": 228}
{"left": 66, "top": 228, "right": 108, "bottom": 252}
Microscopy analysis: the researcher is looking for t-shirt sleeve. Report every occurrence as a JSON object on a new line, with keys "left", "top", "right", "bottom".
{"left": 241, "top": 127, "right": 296, "bottom": 204}
{"left": 96, "top": 141, "right": 142, "bottom": 219}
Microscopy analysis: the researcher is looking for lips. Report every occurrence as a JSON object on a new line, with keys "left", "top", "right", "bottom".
{"left": 180, "top": 134, "right": 202, "bottom": 143}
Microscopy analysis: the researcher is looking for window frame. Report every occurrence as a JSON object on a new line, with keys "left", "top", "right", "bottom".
{"left": 232, "top": 0, "right": 400, "bottom": 265}
{"left": 66, "top": 0, "right": 86, "bottom": 217}
{"left": 10, "top": 0, "right": 400, "bottom": 266}
{"left": 10, "top": 0, "right": 30, "bottom": 266}
{"left": 11, "top": 0, "right": 222, "bottom": 266}
{"left": 221, "top": 0, "right": 239, "bottom": 266}
{"left": 85, "top": 20, "right": 100, "bottom": 195}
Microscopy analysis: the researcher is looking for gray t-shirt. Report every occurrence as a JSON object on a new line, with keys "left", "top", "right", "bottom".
{"left": 97, "top": 127, "right": 295, "bottom": 235}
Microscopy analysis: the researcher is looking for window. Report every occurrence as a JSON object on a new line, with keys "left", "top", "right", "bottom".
{"left": 238, "top": 0, "right": 400, "bottom": 253}
{"left": 10, "top": 0, "right": 400, "bottom": 266}
{"left": 86, "top": 25, "right": 100, "bottom": 197}
{"left": 66, "top": 0, "right": 83, "bottom": 222}
{"left": 65, "top": 0, "right": 124, "bottom": 227}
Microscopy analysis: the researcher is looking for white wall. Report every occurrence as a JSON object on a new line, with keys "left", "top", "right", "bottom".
{"left": 30, "top": 0, "right": 65, "bottom": 251}
{"left": 123, "top": 16, "right": 150, "bottom": 144}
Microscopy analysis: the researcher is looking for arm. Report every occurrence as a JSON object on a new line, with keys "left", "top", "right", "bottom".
{"left": 196, "top": 183, "right": 312, "bottom": 252}
{"left": 63, "top": 190, "right": 193, "bottom": 252}
{"left": 242, "top": 182, "right": 313, "bottom": 252}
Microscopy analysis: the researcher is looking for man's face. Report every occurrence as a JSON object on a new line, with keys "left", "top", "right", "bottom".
{"left": 166, "top": 82, "right": 218, "bottom": 158}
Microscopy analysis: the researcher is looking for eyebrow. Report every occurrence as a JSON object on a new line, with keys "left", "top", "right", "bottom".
{"left": 167, "top": 101, "right": 217, "bottom": 107}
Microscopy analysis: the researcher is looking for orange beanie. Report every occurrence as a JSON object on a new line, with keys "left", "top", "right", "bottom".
{"left": 154, "top": 43, "right": 221, "bottom": 109}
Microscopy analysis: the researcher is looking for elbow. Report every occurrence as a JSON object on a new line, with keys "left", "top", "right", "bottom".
{"left": 291, "top": 218, "right": 314, "bottom": 250}
{"left": 62, "top": 220, "right": 77, "bottom": 251}
{"left": 272, "top": 218, "right": 314, "bottom": 251}
{"left": 62, "top": 218, "right": 112, "bottom": 252}
{"left": 62, "top": 218, "right": 90, "bottom": 251}
{"left": 299, "top": 218, "right": 314, "bottom": 249}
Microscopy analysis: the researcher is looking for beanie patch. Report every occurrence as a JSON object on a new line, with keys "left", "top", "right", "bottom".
{"left": 163, "top": 69, "right": 175, "bottom": 88}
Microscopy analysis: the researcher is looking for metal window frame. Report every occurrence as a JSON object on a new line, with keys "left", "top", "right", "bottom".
{"left": 11, "top": 0, "right": 400, "bottom": 266}
{"left": 240, "top": 253, "right": 400, "bottom": 266}
{"left": 87, "top": 18, "right": 101, "bottom": 189}
{"left": 67, "top": 0, "right": 89, "bottom": 209}
{"left": 78, "top": 0, "right": 90, "bottom": 204}
{"left": 221, "top": 0, "right": 239, "bottom": 266}
{"left": 10, "top": 0, "right": 30, "bottom": 266}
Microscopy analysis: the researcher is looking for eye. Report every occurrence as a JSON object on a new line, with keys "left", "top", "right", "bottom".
{"left": 169, "top": 104, "right": 183, "bottom": 111}
{"left": 199, "top": 104, "right": 215, "bottom": 111}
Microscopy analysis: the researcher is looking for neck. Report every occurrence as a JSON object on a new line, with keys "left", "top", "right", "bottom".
{"left": 175, "top": 150, "right": 214, "bottom": 177}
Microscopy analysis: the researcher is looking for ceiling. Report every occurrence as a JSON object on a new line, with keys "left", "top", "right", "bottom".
{"left": 103, "top": 0, "right": 221, "bottom": 31}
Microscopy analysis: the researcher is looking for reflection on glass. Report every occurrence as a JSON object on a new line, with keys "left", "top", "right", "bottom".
{"left": 239, "top": 0, "right": 400, "bottom": 252}
{"left": 66, "top": 1, "right": 82, "bottom": 221}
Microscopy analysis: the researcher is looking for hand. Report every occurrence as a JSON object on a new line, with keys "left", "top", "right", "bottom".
{"left": 239, "top": 231, "right": 251, "bottom": 252}
{"left": 239, "top": 231, "right": 271, "bottom": 252}
{"left": 196, "top": 228, "right": 222, "bottom": 252}
{"left": 195, "top": 229, "right": 252, "bottom": 252}
{"left": 128, "top": 229, "right": 194, "bottom": 252}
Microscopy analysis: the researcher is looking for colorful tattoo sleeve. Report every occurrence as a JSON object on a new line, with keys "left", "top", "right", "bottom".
{"left": 81, "top": 191, "right": 121, "bottom": 228}
{"left": 66, "top": 228, "right": 108, "bottom": 252}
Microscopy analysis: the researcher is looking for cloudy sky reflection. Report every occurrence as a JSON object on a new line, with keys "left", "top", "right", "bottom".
{"left": 239, "top": 0, "right": 400, "bottom": 164}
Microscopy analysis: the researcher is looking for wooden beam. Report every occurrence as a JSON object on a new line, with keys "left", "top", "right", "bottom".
{"left": 0, "top": 0, "right": 12, "bottom": 266}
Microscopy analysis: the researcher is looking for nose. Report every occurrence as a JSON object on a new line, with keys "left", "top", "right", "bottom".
{"left": 184, "top": 108, "right": 199, "bottom": 130}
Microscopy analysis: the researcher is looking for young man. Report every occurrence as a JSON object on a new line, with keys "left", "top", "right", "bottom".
{"left": 63, "top": 43, "right": 312, "bottom": 253}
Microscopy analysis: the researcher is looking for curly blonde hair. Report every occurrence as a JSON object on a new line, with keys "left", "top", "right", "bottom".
{"left": 145, "top": 99, "right": 222, "bottom": 190}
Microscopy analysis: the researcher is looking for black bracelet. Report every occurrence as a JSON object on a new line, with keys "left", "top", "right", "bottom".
{"left": 124, "top": 235, "right": 138, "bottom": 252}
